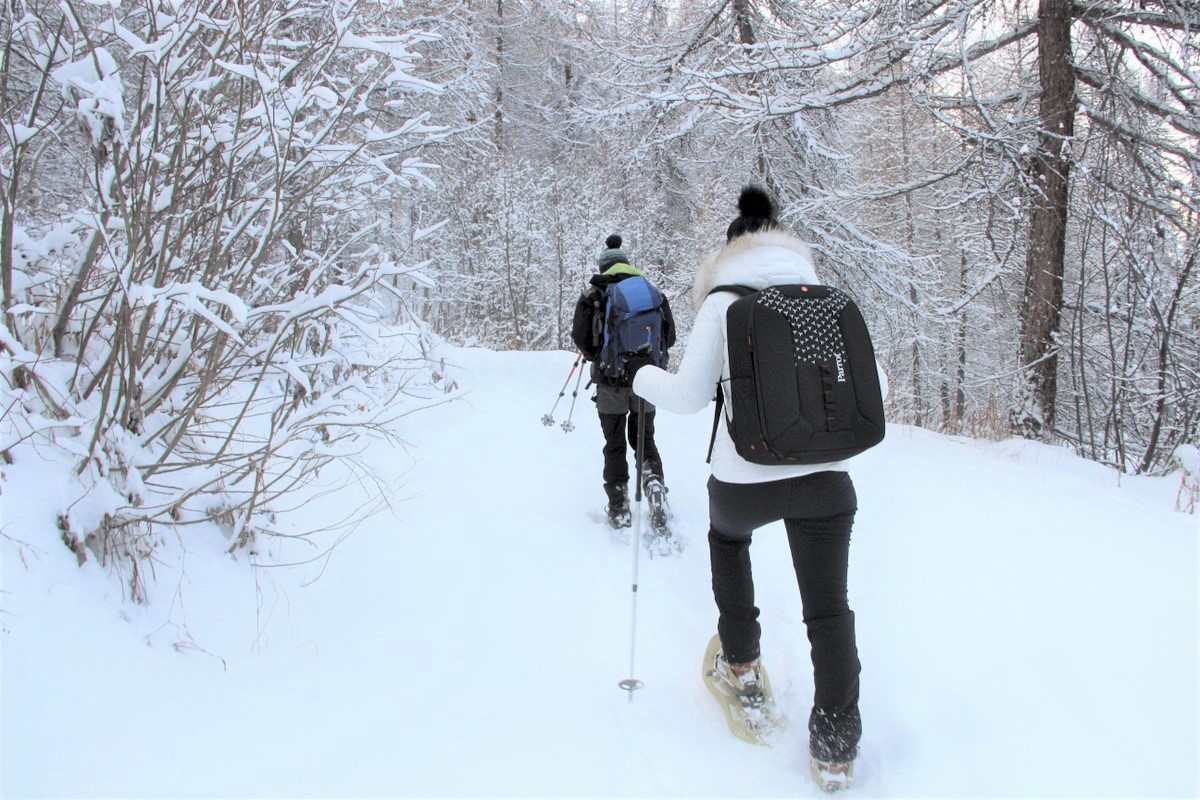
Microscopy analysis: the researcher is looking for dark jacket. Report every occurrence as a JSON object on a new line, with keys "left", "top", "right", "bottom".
{"left": 571, "top": 263, "right": 676, "bottom": 386}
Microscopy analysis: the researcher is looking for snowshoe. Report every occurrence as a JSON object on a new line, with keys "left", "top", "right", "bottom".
{"left": 701, "top": 634, "right": 785, "bottom": 746}
{"left": 607, "top": 503, "right": 632, "bottom": 529}
{"left": 809, "top": 757, "right": 855, "bottom": 793}
{"left": 643, "top": 475, "right": 670, "bottom": 531}
{"left": 640, "top": 477, "right": 681, "bottom": 556}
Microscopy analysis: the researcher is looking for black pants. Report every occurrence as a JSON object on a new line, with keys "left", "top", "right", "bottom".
{"left": 707, "top": 471, "right": 861, "bottom": 762}
{"left": 596, "top": 384, "right": 663, "bottom": 492}
{"left": 599, "top": 411, "right": 663, "bottom": 490}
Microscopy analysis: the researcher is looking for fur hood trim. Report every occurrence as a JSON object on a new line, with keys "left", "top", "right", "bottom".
{"left": 690, "top": 230, "right": 818, "bottom": 309}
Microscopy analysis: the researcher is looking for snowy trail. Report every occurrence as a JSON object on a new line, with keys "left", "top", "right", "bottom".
{"left": 2, "top": 346, "right": 1197, "bottom": 798}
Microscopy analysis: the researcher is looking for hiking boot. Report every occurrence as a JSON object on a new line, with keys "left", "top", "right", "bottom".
{"left": 605, "top": 483, "right": 631, "bottom": 529}
{"left": 809, "top": 757, "right": 855, "bottom": 793}
{"left": 711, "top": 650, "right": 766, "bottom": 710}
{"left": 809, "top": 706, "right": 861, "bottom": 778}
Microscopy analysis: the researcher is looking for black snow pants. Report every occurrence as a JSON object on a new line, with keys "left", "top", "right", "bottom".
{"left": 596, "top": 383, "right": 663, "bottom": 496}
{"left": 707, "top": 471, "right": 861, "bottom": 763}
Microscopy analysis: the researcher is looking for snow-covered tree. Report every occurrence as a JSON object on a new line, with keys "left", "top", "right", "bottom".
{"left": 586, "top": 0, "right": 1197, "bottom": 473}
{"left": 1, "top": 0, "right": 454, "bottom": 598}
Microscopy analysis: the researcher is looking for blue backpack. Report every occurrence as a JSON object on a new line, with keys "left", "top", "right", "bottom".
{"left": 597, "top": 276, "right": 668, "bottom": 383}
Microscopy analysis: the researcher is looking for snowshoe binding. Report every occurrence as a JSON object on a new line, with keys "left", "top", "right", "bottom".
{"left": 639, "top": 475, "right": 680, "bottom": 555}
{"left": 809, "top": 757, "right": 855, "bottom": 793}
{"left": 643, "top": 475, "right": 670, "bottom": 531}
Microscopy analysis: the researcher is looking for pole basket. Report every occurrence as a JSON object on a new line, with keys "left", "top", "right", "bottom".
{"left": 541, "top": 413, "right": 555, "bottom": 427}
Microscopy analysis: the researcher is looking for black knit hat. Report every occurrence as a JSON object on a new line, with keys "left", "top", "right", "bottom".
{"left": 597, "top": 234, "right": 630, "bottom": 269}
{"left": 725, "top": 186, "right": 778, "bottom": 242}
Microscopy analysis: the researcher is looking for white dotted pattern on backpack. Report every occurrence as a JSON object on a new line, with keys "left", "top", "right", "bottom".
{"left": 756, "top": 287, "right": 849, "bottom": 365}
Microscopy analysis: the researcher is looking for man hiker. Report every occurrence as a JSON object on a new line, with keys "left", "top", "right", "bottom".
{"left": 570, "top": 234, "right": 676, "bottom": 529}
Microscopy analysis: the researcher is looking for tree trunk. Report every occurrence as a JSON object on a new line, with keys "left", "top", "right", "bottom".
{"left": 1, "top": 22, "right": 23, "bottom": 373}
{"left": 494, "top": 0, "right": 505, "bottom": 147}
{"left": 1014, "top": 0, "right": 1076, "bottom": 439}
{"left": 732, "top": 0, "right": 756, "bottom": 45}
{"left": 1139, "top": 249, "right": 1196, "bottom": 473}
{"left": 901, "top": 106, "right": 923, "bottom": 428}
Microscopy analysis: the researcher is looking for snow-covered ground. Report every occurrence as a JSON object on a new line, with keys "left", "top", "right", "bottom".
{"left": 2, "top": 345, "right": 1197, "bottom": 798}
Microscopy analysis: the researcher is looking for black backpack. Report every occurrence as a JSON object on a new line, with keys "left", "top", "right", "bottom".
{"left": 708, "top": 284, "right": 885, "bottom": 465}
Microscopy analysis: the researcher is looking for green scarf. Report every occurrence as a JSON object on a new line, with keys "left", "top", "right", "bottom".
{"left": 603, "top": 263, "right": 644, "bottom": 278}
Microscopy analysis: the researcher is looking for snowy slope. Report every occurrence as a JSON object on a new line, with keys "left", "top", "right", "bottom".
{"left": 2, "top": 345, "right": 1197, "bottom": 798}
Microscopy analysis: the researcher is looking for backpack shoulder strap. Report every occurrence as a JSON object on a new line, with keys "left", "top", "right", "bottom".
{"left": 707, "top": 284, "right": 755, "bottom": 299}
{"left": 706, "top": 384, "right": 723, "bottom": 465}
{"left": 703, "top": 285, "right": 755, "bottom": 463}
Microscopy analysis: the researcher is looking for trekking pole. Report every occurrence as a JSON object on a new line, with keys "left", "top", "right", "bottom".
{"left": 619, "top": 395, "right": 649, "bottom": 700}
{"left": 542, "top": 353, "right": 584, "bottom": 427}
{"left": 560, "top": 360, "right": 587, "bottom": 433}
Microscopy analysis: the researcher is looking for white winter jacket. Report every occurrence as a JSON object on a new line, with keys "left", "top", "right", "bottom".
{"left": 632, "top": 230, "right": 887, "bottom": 485}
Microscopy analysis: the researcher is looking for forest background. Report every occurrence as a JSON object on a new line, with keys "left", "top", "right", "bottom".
{"left": 1, "top": 0, "right": 1197, "bottom": 595}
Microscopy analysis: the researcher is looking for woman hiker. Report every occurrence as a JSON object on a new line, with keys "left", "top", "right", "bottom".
{"left": 628, "top": 186, "right": 886, "bottom": 791}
